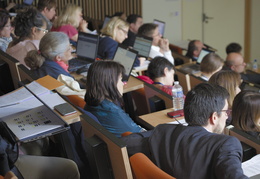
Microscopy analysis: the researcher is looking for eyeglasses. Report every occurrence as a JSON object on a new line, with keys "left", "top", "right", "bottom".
{"left": 221, "top": 109, "right": 232, "bottom": 116}
{"left": 36, "top": 27, "right": 48, "bottom": 34}
{"left": 233, "top": 62, "right": 246, "bottom": 67}
{"left": 119, "top": 28, "right": 128, "bottom": 36}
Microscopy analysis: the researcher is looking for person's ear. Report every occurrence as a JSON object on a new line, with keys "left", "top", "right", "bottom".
{"left": 209, "top": 112, "right": 218, "bottom": 125}
{"left": 31, "top": 26, "right": 37, "bottom": 36}
{"left": 55, "top": 55, "right": 62, "bottom": 62}
{"left": 164, "top": 67, "right": 168, "bottom": 76}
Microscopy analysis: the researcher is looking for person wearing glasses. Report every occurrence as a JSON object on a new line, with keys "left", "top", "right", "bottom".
{"left": 0, "top": 9, "right": 13, "bottom": 52}
{"left": 122, "top": 83, "right": 247, "bottom": 179}
{"left": 6, "top": 6, "right": 48, "bottom": 68}
{"left": 223, "top": 52, "right": 260, "bottom": 84}
{"left": 232, "top": 91, "right": 260, "bottom": 140}
{"left": 138, "top": 23, "right": 174, "bottom": 64}
{"left": 209, "top": 70, "right": 241, "bottom": 125}
{"left": 97, "top": 16, "right": 143, "bottom": 66}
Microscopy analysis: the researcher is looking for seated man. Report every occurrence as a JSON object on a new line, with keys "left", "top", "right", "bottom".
{"left": 223, "top": 52, "right": 260, "bottom": 84}
{"left": 122, "top": 14, "right": 143, "bottom": 47}
{"left": 37, "top": 0, "right": 57, "bottom": 29}
{"left": 226, "top": 42, "right": 242, "bottom": 54}
{"left": 138, "top": 23, "right": 174, "bottom": 64}
{"left": 200, "top": 53, "right": 224, "bottom": 81}
{"left": 185, "top": 40, "right": 205, "bottom": 62}
{"left": 122, "top": 83, "right": 248, "bottom": 179}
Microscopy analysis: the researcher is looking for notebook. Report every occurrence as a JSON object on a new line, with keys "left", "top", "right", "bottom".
{"left": 153, "top": 19, "right": 166, "bottom": 37}
{"left": 112, "top": 45, "right": 138, "bottom": 82}
{"left": 68, "top": 32, "right": 99, "bottom": 72}
{"left": 0, "top": 82, "right": 70, "bottom": 142}
{"left": 133, "top": 35, "right": 153, "bottom": 58}
{"left": 180, "top": 48, "right": 213, "bottom": 74}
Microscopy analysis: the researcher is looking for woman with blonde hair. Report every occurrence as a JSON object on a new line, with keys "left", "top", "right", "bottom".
{"left": 98, "top": 16, "right": 140, "bottom": 66}
{"left": 51, "top": 4, "right": 89, "bottom": 43}
{"left": 209, "top": 70, "right": 241, "bottom": 125}
{"left": 232, "top": 91, "right": 260, "bottom": 139}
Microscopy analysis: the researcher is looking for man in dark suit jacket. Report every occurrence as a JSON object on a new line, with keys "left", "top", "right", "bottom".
{"left": 122, "top": 14, "right": 143, "bottom": 47}
{"left": 122, "top": 83, "right": 248, "bottom": 179}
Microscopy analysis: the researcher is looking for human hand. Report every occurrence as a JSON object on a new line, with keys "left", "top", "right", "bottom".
{"left": 159, "top": 38, "right": 170, "bottom": 52}
{"left": 4, "top": 171, "right": 18, "bottom": 179}
{"left": 138, "top": 57, "right": 146, "bottom": 66}
{"left": 6, "top": 2, "right": 16, "bottom": 11}
{"left": 79, "top": 20, "right": 89, "bottom": 32}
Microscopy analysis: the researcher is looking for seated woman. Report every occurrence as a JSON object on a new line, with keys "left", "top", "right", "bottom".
{"left": 147, "top": 56, "right": 175, "bottom": 95}
{"left": 200, "top": 53, "right": 224, "bottom": 81}
{"left": 51, "top": 4, "right": 89, "bottom": 44}
{"left": 84, "top": 60, "right": 145, "bottom": 137}
{"left": 25, "top": 31, "right": 73, "bottom": 79}
{"left": 209, "top": 70, "right": 241, "bottom": 125}
{"left": 6, "top": 7, "right": 47, "bottom": 68}
{"left": 98, "top": 17, "right": 140, "bottom": 67}
{"left": 0, "top": 9, "right": 13, "bottom": 52}
{"left": 232, "top": 91, "right": 260, "bottom": 139}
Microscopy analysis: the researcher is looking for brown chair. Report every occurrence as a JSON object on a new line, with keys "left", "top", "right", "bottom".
{"left": 175, "top": 68, "right": 191, "bottom": 95}
{"left": 130, "top": 153, "right": 176, "bottom": 179}
{"left": 189, "top": 73, "right": 207, "bottom": 89}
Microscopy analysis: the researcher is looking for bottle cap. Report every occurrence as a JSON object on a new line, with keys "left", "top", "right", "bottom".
{"left": 174, "top": 81, "right": 179, "bottom": 85}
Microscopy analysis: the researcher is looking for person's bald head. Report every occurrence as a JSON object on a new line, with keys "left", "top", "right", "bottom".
{"left": 225, "top": 52, "right": 246, "bottom": 73}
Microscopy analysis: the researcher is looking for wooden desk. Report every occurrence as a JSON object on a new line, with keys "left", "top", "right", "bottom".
{"left": 123, "top": 76, "right": 144, "bottom": 93}
{"left": 137, "top": 108, "right": 184, "bottom": 130}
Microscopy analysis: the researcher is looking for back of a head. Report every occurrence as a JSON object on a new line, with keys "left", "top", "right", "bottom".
{"left": 53, "top": 4, "right": 81, "bottom": 28}
{"left": 148, "top": 56, "right": 174, "bottom": 81}
{"left": 37, "top": 0, "right": 57, "bottom": 12}
{"left": 184, "top": 83, "right": 229, "bottom": 126}
{"left": 138, "top": 23, "right": 158, "bottom": 38}
{"left": 225, "top": 52, "right": 242, "bottom": 68}
{"left": 85, "top": 60, "right": 125, "bottom": 106}
{"left": 126, "top": 14, "right": 142, "bottom": 24}
{"left": 100, "top": 16, "right": 129, "bottom": 39}
{"left": 12, "top": 6, "right": 46, "bottom": 43}
{"left": 25, "top": 32, "right": 69, "bottom": 69}
{"left": 226, "top": 42, "right": 242, "bottom": 54}
{"left": 208, "top": 70, "right": 241, "bottom": 107}
{"left": 232, "top": 91, "right": 260, "bottom": 132}
{"left": 200, "top": 53, "right": 224, "bottom": 74}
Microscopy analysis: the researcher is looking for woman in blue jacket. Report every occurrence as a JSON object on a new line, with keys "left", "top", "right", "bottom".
{"left": 84, "top": 60, "right": 145, "bottom": 137}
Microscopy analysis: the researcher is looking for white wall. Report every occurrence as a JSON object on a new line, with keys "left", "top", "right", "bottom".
{"left": 142, "top": 0, "right": 182, "bottom": 43}
{"left": 250, "top": 0, "right": 260, "bottom": 62}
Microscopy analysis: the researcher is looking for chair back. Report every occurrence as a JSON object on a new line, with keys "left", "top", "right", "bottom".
{"left": 175, "top": 68, "right": 190, "bottom": 95}
{"left": 130, "top": 153, "right": 176, "bottom": 179}
{"left": 189, "top": 73, "right": 207, "bottom": 89}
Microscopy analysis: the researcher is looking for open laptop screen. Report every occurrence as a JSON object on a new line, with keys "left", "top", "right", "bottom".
{"left": 197, "top": 49, "right": 213, "bottom": 64}
{"left": 133, "top": 35, "right": 153, "bottom": 58}
{"left": 113, "top": 45, "right": 138, "bottom": 82}
{"left": 153, "top": 19, "right": 165, "bottom": 36}
{"left": 76, "top": 32, "right": 99, "bottom": 62}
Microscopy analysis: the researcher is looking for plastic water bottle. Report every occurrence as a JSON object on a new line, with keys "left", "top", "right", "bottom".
{"left": 172, "top": 81, "right": 184, "bottom": 111}
{"left": 253, "top": 59, "right": 258, "bottom": 70}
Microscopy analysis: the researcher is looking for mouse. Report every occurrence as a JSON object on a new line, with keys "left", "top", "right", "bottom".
{"left": 76, "top": 67, "right": 88, "bottom": 74}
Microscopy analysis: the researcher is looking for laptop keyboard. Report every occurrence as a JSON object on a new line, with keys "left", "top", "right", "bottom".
{"left": 68, "top": 58, "right": 92, "bottom": 72}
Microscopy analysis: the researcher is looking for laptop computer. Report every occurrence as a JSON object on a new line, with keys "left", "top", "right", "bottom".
{"left": 180, "top": 48, "right": 213, "bottom": 74}
{"left": 68, "top": 32, "right": 99, "bottom": 72}
{"left": 133, "top": 35, "right": 153, "bottom": 58}
{"left": 0, "top": 83, "right": 70, "bottom": 142}
{"left": 112, "top": 45, "right": 138, "bottom": 82}
{"left": 153, "top": 19, "right": 166, "bottom": 37}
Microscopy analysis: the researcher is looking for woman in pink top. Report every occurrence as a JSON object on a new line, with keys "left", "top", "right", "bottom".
{"left": 51, "top": 4, "right": 90, "bottom": 44}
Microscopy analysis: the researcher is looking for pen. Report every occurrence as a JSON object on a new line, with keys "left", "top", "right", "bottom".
{"left": 0, "top": 102, "right": 20, "bottom": 108}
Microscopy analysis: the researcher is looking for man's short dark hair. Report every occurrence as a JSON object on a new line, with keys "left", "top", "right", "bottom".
{"left": 226, "top": 43, "right": 242, "bottom": 54}
{"left": 148, "top": 56, "right": 174, "bottom": 81}
{"left": 37, "top": 0, "right": 57, "bottom": 11}
{"left": 138, "top": 23, "right": 158, "bottom": 37}
{"left": 126, "top": 14, "right": 142, "bottom": 24}
{"left": 184, "top": 83, "right": 229, "bottom": 126}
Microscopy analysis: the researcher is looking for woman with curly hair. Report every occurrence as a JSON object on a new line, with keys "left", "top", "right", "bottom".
{"left": 6, "top": 6, "right": 47, "bottom": 68}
